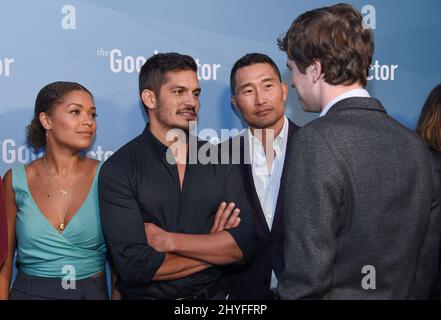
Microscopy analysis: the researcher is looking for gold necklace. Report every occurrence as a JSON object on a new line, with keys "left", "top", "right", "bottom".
{"left": 43, "top": 156, "right": 73, "bottom": 233}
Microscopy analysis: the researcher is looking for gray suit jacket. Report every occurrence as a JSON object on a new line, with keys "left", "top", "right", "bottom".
{"left": 278, "top": 97, "right": 440, "bottom": 299}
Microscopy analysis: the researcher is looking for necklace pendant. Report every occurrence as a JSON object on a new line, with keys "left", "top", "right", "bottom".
{"left": 57, "top": 223, "right": 65, "bottom": 233}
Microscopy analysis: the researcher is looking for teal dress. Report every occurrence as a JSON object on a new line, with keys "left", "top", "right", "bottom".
{"left": 12, "top": 163, "right": 106, "bottom": 280}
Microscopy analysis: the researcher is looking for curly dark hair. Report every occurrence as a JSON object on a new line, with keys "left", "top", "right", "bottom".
{"left": 26, "top": 81, "right": 93, "bottom": 149}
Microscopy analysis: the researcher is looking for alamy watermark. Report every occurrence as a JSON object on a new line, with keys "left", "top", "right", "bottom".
{"left": 361, "top": 265, "right": 376, "bottom": 290}
{"left": 61, "top": 265, "right": 76, "bottom": 290}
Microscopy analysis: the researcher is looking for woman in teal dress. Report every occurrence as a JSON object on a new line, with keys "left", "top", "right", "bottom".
{"left": 0, "top": 81, "right": 117, "bottom": 299}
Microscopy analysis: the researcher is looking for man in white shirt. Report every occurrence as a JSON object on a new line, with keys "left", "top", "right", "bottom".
{"left": 277, "top": 3, "right": 439, "bottom": 299}
{"left": 222, "top": 53, "right": 300, "bottom": 299}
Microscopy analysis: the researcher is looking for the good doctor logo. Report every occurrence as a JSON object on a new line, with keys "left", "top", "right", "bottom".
{"left": 97, "top": 48, "right": 221, "bottom": 80}
{"left": 0, "top": 138, "right": 113, "bottom": 164}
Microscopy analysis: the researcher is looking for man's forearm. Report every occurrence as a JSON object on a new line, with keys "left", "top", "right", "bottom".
{"left": 168, "top": 231, "right": 243, "bottom": 265}
{"left": 153, "top": 253, "right": 211, "bottom": 281}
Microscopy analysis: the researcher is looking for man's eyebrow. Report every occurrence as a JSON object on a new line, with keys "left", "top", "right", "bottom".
{"left": 261, "top": 77, "right": 278, "bottom": 83}
{"left": 170, "top": 85, "right": 185, "bottom": 91}
{"left": 237, "top": 77, "right": 278, "bottom": 91}
{"left": 237, "top": 82, "right": 253, "bottom": 91}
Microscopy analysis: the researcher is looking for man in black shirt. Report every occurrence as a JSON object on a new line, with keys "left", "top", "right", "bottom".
{"left": 99, "top": 52, "right": 256, "bottom": 300}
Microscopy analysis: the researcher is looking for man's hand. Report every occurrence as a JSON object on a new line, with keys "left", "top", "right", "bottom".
{"left": 145, "top": 223, "right": 173, "bottom": 252}
{"left": 210, "top": 202, "right": 241, "bottom": 233}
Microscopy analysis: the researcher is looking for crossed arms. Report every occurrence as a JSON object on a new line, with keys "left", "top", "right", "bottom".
{"left": 98, "top": 161, "right": 255, "bottom": 284}
{"left": 147, "top": 202, "right": 242, "bottom": 281}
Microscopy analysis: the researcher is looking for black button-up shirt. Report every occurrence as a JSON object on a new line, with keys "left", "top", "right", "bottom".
{"left": 99, "top": 125, "right": 255, "bottom": 299}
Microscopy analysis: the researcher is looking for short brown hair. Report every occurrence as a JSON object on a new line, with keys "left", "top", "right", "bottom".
{"left": 26, "top": 81, "right": 93, "bottom": 149}
{"left": 278, "top": 3, "right": 374, "bottom": 87}
{"left": 416, "top": 84, "right": 441, "bottom": 152}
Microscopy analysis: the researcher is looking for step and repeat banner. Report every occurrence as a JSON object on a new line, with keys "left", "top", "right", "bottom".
{"left": 1, "top": 0, "right": 441, "bottom": 175}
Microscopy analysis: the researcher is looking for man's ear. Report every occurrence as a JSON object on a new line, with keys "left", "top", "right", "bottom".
{"left": 311, "top": 60, "right": 323, "bottom": 83}
{"left": 141, "top": 89, "right": 157, "bottom": 111}
{"left": 231, "top": 95, "right": 238, "bottom": 109}
{"left": 231, "top": 95, "right": 242, "bottom": 114}
{"left": 39, "top": 112, "right": 52, "bottom": 131}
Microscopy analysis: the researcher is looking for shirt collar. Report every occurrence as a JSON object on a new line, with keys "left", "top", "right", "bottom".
{"left": 141, "top": 124, "right": 169, "bottom": 155}
{"left": 320, "top": 88, "right": 370, "bottom": 117}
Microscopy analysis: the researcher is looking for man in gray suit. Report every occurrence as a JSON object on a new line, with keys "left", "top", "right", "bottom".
{"left": 277, "top": 3, "right": 440, "bottom": 299}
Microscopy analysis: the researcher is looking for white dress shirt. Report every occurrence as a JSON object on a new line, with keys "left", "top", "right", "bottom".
{"left": 247, "top": 116, "right": 289, "bottom": 290}
{"left": 319, "top": 88, "right": 371, "bottom": 117}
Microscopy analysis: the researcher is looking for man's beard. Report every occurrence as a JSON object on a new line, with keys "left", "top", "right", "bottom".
{"left": 157, "top": 103, "right": 197, "bottom": 133}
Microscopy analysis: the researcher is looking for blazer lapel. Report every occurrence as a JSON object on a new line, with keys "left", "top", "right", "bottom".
{"left": 239, "top": 134, "right": 271, "bottom": 234}
{"left": 271, "top": 120, "right": 300, "bottom": 235}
